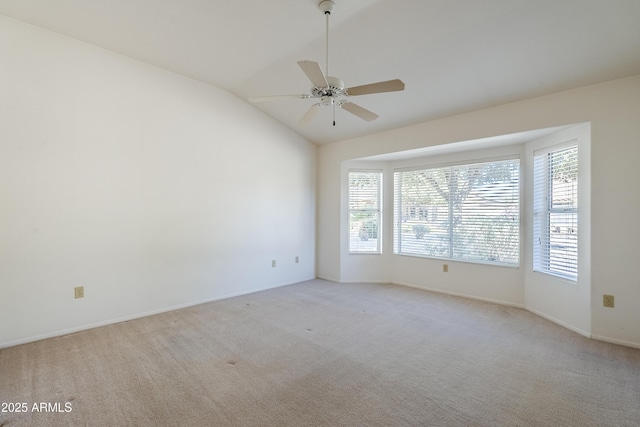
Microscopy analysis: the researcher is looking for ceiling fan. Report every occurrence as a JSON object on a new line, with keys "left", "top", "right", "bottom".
{"left": 249, "top": 0, "right": 405, "bottom": 126}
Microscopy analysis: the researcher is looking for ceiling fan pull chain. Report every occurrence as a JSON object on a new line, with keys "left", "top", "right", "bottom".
{"left": 333, "top": 102, "right": 336, "bottom": 126}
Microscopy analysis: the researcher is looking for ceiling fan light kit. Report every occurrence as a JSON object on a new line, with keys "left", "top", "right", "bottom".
{"left": 249, "top": 0, "right": 404, "bottom": 126}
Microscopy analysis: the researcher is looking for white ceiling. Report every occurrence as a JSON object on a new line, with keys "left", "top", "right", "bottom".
{"left": 1, "top": 0, "right": 640, "bottom": 145}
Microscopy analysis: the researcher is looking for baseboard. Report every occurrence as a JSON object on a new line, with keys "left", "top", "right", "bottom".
{"left": 317, "top": 276, "right": 394, "bottom": 286}
{"left": 0, "top": 277, "right": 316, "bottom": 349}
{"left": 590, "top": 334, "right": 640, "bottom": 350}
{"left": 391, "top": 281, "right": 597, "bottom": 340}
{"left": 344, "top": 279, "right": 392, "bottom": 284}
{"left": 7, "top": 276, "right": 638, "bottom": 351}
{"left": 392, "top": 280, "right": 525, "bottom": 309}
{"left": 525, "top": 307, "right": 591, "bottom": 338}
{"left": 389, "top": 281, "right": 640, "bottom": 350}
{"left": 316, "top": 275, "right": 340, "bottom": 283}
{"left": 333, "top": 278, "right": 640, "bottom": 350}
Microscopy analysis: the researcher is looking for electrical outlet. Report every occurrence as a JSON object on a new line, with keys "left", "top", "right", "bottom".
{"left": 295, "top": 256, "right": 299, "bottom": 264}
{"left": 74, "top": 286, "right": 84, "bottom": 299}
{"left": 603, "top": 294, "right": 614, "bottom": 308}
{"left": 443, "top": 264, "right": 448, "bottom": 273}
{"left": 272, "top": 260, "right": 276, "bottom": 268}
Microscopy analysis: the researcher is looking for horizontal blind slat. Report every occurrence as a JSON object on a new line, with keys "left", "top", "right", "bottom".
{"left": 349, "top": 171, "right": 382, "bottom": 253}
{"left": 533, "top": 144, "right": 578, "bottom": 280}
{"left": 395, "top": 159, "right": 519, "bottom": 265}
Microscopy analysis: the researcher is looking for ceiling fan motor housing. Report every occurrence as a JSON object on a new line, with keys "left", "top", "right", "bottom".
{"left": 311, "top": 76, "right": 344, "bottom": 98}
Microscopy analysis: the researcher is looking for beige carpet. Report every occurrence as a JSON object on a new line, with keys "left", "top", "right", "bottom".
{"left": 1, "top": 279, "right": 639, "bottom": 426}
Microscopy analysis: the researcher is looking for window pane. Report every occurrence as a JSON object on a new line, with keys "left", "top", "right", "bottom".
{"left": 394, "top": 159, "right": 519, "bottom": 266}
{"left": 533, "top": 144, "right": 578, "bottom": 280}
{"left": 395, "top": 168, "right": 450, "bottom": 257}
{"left": 550, "top": 147, "right": 579, "bottom": 209}
{"left": 453, "top": 160, "right": 520, "bottom": 264}
{"left": 548, "top": 211, "right": 578, "bottom": 276}
{"left": 349, "top": 172, "right": 380, "bottom": 210}
{"left": 349, "top": 171, "right": 382, "bottom": 253}
{"left": 349, "top": 211, "right": 380, "bottom": 252}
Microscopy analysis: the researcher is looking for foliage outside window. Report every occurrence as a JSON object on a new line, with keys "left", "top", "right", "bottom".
{"left": 394, "top": 158, "right": 520, "bottom": 266}
{"left": 533, "top": 144, "right": 578, "bottom": 280}
{"left": 349, "top": 171, "right": 382, "bottom": 253}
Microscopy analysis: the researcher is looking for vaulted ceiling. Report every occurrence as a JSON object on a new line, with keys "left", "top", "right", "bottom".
{"left": 2, "top": 0, "right": 639, "bottom": 144}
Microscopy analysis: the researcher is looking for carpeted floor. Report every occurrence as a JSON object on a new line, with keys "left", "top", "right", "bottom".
{"left": 1, "top": 279, "right": 639, "bottom": 426}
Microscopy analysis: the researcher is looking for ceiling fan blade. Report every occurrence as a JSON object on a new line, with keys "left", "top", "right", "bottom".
{"left": 297, "top": 60, "right": 328, "bottom": 88}
{"left": 299, "top": 103, "right": 322, "bottom": 124}
{"left": 346, "top": 79, "right": 405, "bottom": 96}
{"left": 249, "top": 94, "right": 311, "bottom": 103}
{"left": 339, "top": 101, "right": 379, "bottom": 122}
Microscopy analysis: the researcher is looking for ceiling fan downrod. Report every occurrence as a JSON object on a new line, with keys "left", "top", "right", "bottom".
{"left": 319, "top": 1, "right": 336, "bottom": 125}
{"left": 319, "top": 0, "right": 335, "bottom": 77}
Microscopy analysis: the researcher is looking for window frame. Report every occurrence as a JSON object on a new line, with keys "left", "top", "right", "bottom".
{"left": 393, "top": 156, "right": 521, "bottom": 267}
{"left": 533, "top": 142, "right": 579, "bottom": 281}
{"left": 348, "top": 169, "right": 383, "bottom": 254}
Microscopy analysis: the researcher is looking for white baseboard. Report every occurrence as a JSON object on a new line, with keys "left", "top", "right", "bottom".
{"left": 390, "top": 281, "right": 640, "bottom": 349}
{"left": 0, "top": 277, "right": 316, "bottom": 349}
{"left": 346, "top": 280, "right": 392, "bottom": 284}
{"left": 525, "top": 307, "right": 591, "bottom": 338}
{"left": 316, "top": 275, "right": 340, "bottom": 283}
{"left": 392, "top": 280, "right": 525, "bottom": 309}
{"left": 590, "top": 334, "right": 640, "bottom": 350}
{"left": 7, "top": 276, "right": 638, "bottom": 352}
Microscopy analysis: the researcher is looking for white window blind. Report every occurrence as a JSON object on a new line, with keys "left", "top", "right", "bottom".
{"left": 349, "top": 171, "right": 382, "bottom": 253}
{"left": 533, "top": 144, "right": 578, "bottom": 280}
{"left": 394, "top": 159, "right": 519, "bottom": 266}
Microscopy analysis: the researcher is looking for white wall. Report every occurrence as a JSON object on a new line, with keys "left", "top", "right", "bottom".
{"left": 340, "top": 161, "right": 391, "bottom": 283}
{"left": 341, "top": 146, "right": 526, "bottom": 307}
{"left": 524, "top": 124, "right": 591, "bottom": 337}
{"left": 319, "top": 74, "right": 640, "bottom": 348}
{"left": 390, "top": 144, "right": 526, "bottom": 307}
{"left": 0, "top": 16, "right": 316, "bottom": 347}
